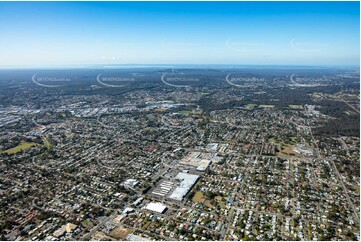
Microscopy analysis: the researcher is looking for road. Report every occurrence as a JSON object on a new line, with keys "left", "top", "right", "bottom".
{"left": 328, "top": 159, "right": 359, "bottom": 223}
{"left": 81, "top": 215, "right": 113, "bottom": 240}
{"left": 309, "top": 125, "right": 359, "bottom": 224}
{"left": 336, "top": 137, "right": 350, "bottom": 156}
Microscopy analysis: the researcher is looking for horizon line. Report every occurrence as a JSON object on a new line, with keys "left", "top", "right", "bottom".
{"left": 0, "top": 63, "right": 359, "bottom": 70}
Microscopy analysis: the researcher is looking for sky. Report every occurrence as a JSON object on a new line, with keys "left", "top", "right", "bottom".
{"left": 0, "top": 1, "right": 359, "bottom": 67}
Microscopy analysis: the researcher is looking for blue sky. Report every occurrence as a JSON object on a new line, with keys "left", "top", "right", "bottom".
{"left": 0, "top": 1, "right": 359, "bottom": 66}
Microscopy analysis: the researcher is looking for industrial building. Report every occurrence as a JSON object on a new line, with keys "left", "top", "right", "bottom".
{"left": 133, "top": 197, "right": 143, "bottom": 207}
{"left": 145, "top": 202, "right": 167, "bottom": 214}
{"left": 121, "top": 179, "right": 139, "bottom": 188}
{"left": 126, "top": 234, "right": 150, "bottom": 241}
{"left": 196, "top": 159, "right": 212, "bottom": 172}
{"left": 169, "top": 172, "right": 199, "bottom": 201}
{"left": 151, "top": 180, "right": 174, "bottom": 197}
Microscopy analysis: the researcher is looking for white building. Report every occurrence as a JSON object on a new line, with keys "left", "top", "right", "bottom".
{"left": 145, "top": 202, "right": 167, "bottom": 213}
{"left": 169, "top": 172, "right": 199, "bottom": 201}
{"left": 133, "top": 197, "right": 143, "bottom": 207}
{"left": 122, "top": 179, "right": 139, "bottom": 188}
{"left": 196, "top": 159, "right": 211, "bottom": 172}
{"left": 126, "top": 234, "right": 150, "bottom": 241}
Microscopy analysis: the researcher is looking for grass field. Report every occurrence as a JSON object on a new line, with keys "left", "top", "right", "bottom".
{"left": 278, "top": 146, "right": 300, "bottom": 158}
{"left": 109, "top": 227, "right": 133, "bottom": 240}
{"left": 259, "top": 105, "right": 275, "bottom": 108}
{"left": 244, "top": 104, "right": 258, "bottom": 110}
{"left": 81, "top": 220, "right": 93, "bottom": 229}
{"left": 268, "top": 136, "right": 302, "bottom": 158}
{"left": 178, "top": 110, "right": 191, "bottom": 115}
{"left": 193, "top": 191, "right": 204, "bottom": 203}
{"left": 192, "top": 191, "right": 215, "bottom": 208}
{"left": 44, "top": 136, "right": 54, "bottom": 150}
{"left": 288, "top": 105, "right": 303, "bottom": 110}
{"left": 0, "top": 141, "right": 39, "bottom": 155}
{"left": 215, "top": 196, "right": 227, "bottom": 209}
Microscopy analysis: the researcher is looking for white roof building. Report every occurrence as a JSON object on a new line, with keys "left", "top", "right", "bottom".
{"left": 122, "top": 207, "right": 134, "bottom": 214}
{"left": 145, "top": 202, "right": 167, "bottom": 213}
{"left": 196, "top": 159, "right": 212, "bottom": 172}
{"left": 133, "top": 197, "right": 143, "bottom": 206}
{"left": 122, "top": 179, "right": 139, "bottom": 188}
{"left": 169, "top": 172, "right": 199, "bottom": 201}
{"left": 126, "top": 234, "right": 150, "bottom": 241}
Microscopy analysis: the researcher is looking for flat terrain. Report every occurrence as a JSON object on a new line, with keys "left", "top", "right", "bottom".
{"left": 1, "top": 141, "right": 39, "bottom": 154}
{"left": 0, "top": 67, "right": 359, "bottom": 241}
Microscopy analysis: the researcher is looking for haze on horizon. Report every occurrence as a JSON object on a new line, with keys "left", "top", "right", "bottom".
{"left": 0, "top": 1, "right": 359, "bottom": 67}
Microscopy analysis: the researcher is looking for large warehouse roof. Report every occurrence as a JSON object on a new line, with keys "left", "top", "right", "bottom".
{"left": 145, "top": 202, "right": 167, "bottom": 213}
{"left": 169, "top": 172, "right": 199, "bottom": 201}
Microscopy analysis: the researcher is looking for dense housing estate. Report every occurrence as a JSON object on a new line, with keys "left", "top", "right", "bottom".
{"left": 0, "top": 67, "right": 359, "bottom": 241}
